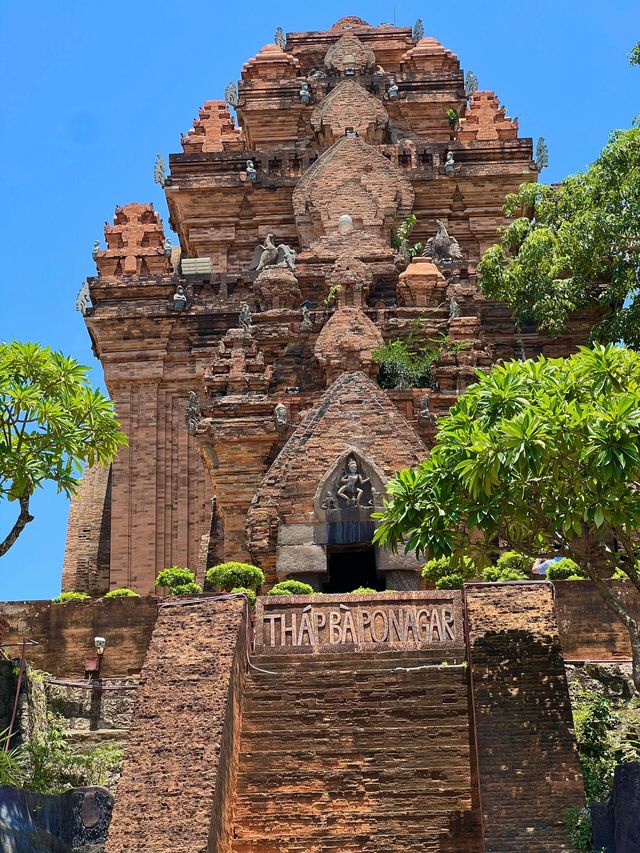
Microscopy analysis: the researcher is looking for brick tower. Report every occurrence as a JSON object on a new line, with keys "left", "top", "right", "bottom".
{"left": 63, "top": 17, "right": 590, "bottom": 595}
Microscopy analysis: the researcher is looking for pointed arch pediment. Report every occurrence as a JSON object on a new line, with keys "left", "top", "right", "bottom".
{"left": 311, "top": 80, "right": 389, "bottom": 145}
{"left": 246, "top": 371, "right": 426, "bottom": 558}
{"left": 292, "top": 136, "right": 414, "bottom": 247}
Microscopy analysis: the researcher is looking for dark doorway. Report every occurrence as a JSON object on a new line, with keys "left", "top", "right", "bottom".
{"left": 323, "top": 545, "right": 384, "bottom": 593}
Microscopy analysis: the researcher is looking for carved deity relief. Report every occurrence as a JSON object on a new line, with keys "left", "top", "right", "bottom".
{"left": 314, "top": 450, "right": 386, "bottom": 545}
{"left": 336, "top": 456, "right": 370, "bottom": 506}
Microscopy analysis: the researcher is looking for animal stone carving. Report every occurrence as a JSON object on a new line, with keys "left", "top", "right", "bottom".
{"left": 251, "top": 234, "right": 297, "bottom": 273}
{"left": 274, "top": 26, "right": 286, "bottom": 49}
{"left": 449, "top": 296, "right": 461, "bottom": 320}
{"left": 412, "top": 18, "right": 424, "bottom": 43}
{"left": 422, "top": 220, "right": 463, "bottom": 264}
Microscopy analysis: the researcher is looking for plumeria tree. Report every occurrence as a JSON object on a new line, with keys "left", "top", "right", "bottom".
{"left": 374, "top": 345, "right": 640, "bottom": 689}
{"left": 0, "top": 342, "right": 126, "bottom": 557}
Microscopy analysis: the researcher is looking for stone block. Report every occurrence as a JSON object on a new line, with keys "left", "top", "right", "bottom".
{"left": 376, "top": 547, "right": 422, "bottom": 574}
{"left": 277, "top": 523, "right": 315, "bottom": 546}
{"left": 276, "top": 544, "right": 327, "bottom": 577}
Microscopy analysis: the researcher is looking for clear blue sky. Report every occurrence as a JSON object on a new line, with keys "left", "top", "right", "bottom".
{"left": 0, "top": 0, "right": 637, "bottom": 601}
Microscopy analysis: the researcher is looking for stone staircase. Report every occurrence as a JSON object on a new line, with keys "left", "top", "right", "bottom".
{"left": 230, "top": 650, "right": 482, "bottom": 853}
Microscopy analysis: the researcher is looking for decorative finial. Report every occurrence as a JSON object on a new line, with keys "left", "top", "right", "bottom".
{"left": 76, "top": 280, "right": 92, "bottom": 315}
{"left": 274, "top": 26, "right": 286, "bottom": 49}
{"left": 154, "top": 153, "right": 166, "bottom": 187}
{"left": 536, "top": 137, "right": 549, "bottom": 171}
{"left": 225, "top": 81, "right": 239, "bottom": 107}
{"left": 412, "top": 19, "right": 424, "bottom": 44}
{"left": 464, "top": 70, "right": 479, "bottom": 99}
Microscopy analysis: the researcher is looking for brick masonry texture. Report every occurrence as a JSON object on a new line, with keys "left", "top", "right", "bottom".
{"left": 0, "top": 597, "right": 157, "bottom": 678}
{"left": 2, "top": 582, "right": 638, "bottom": 680}
{"left": 465, "top": 584, "right": 585, "bottom": 853}
{"left": 230, "top": 648, "right": 481, "bottom": 852}
{"left": 62, "top": 17, "right": 597, "bottom": 596}
{"left": 105, "top": 598, "right": 246, "bottom": 853}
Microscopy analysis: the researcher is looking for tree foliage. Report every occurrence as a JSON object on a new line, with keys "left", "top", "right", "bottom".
{"left": 0, "top": 342, "right": 126, "bottom": 557}
{"left": 478, "top": 125, "right": 640, "bottom": 345}
{"left": 374, "top": 345, "right": 640, "bottom": 688}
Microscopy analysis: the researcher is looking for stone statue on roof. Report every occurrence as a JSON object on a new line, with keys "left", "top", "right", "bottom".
{"left": 536, "top": 137, "right": 549, "bottom": 171}
{"left": 225, "top": 82, "right": 239, "bottom": 106}
{"left": 239, "top": 302, "right": 252, "bottom": 331}
{"left": 76, "top": 280, "right": 92, "bottom": 315}
{"left": 422, "top": 220, "right": 464, "bottom": 264}
{"left": 274, "top": 27, "right": 286, "bottom": 49}
{"left": 300, "top": 81, "right": 311, "bottom": 105}
{"left": 154, "top": 154, "right": 166, "bottom": 187}
{"left": 412, "top": 19, "right": 424, "bottom": 43}
{"left": 251, "top": 234, "right": 297, "bottom": 273}
{"left": 464, "top": 70, "right": 479, "bottom": 99}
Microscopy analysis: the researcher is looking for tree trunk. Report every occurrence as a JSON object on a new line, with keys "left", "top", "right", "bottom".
{"left": 0, "top": 494, "right": 34, "bottom": 557}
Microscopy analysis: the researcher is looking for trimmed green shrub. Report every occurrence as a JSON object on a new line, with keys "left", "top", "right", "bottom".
{"left": 206, "top": 562, "right": 265, "bottom": 592}
{"left": 422, "top": 556, "right": 478, "bottom": 586}
{"left": 481, "top": 566, "right": 528, "bottom": 583}
{"left": 155, "top": 566, "right": 202, "bottom": 596}
{"left": 495, "top": 551, "right": 532, "bottom": 575}
{"left": 104, "top": 588, "right": 139, "bottom": 598}
{"left": 230, "top": 587, "right": 257, "bottom": 607}
{"left": 268, "top": 580, "right": 315, "bottom": 596}
{"left": 350, "top": 586, "right": 379, "bottom": 595}
{"left": 546, "top": 558, "right": 586, "bottom": 581}
{"left": 435, "top": 573, "right": 467, "bottom": 590}
{"left": 51, "top": 592, "right": 90, "bottom": 604}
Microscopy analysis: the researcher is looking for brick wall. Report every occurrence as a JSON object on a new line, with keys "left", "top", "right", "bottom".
{"left": 105, "top": 598, "right": 246, "bottom": 853}
{"left": 62, "top": 464, "right": 112, "bottom": 596}
{"left": 466, "top": 583, "right": 584, "bottom": 853}
{"left": 555, "top": 580, "right": 640, "bottom": 660}
{"left": 0, "top": 598, "right": 158, "bottom": 678}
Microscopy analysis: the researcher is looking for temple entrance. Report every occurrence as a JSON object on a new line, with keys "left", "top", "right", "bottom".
{"left": 323, "top": 545, "right": 384, "bottom": 593}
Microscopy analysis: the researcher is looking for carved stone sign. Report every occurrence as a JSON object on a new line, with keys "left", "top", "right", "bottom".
{"left": 255, "top": 591, "right": 463, "bottom": 654}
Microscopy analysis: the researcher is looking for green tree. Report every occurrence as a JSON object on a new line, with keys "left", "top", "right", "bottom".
{"left": 0, "top": 342, "right": 126, "bottom": 557}
{"left": 374, "top": 345, "right": 640, "bottom": 690}
{"left": 479, "top": 51, "right": 640, "bottom": 346}
{"left": 478, "top": 123, "right": 640, "bottom": 345}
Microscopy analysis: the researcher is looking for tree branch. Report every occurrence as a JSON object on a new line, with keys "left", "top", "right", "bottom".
{"left": 0, "top": 494, "right": 34, "bottom": 557}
